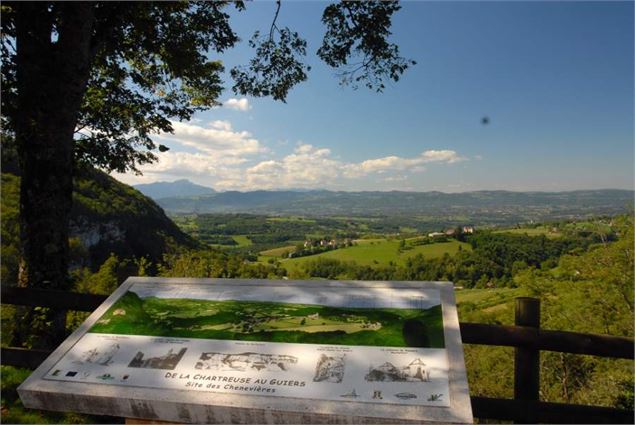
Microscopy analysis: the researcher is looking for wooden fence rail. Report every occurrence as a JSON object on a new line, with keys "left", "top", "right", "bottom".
{"left": 1, "top": 286, "right": 633, "bottom": 424}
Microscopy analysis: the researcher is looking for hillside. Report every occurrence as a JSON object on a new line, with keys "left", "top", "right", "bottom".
{"left": 277, "top": 239, "right": 471, "bottom": 272}
{"left": 157, "top": 189, "right": 634, "bottom": 224}
{"left": 1, "top": 169, "right": 199, "bottom": 282}
{"left": 134, "top": 179, "right": 215, "bottom": 199}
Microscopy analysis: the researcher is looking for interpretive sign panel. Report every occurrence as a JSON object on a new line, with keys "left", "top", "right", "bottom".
{"left": 19, "top": 278, "right": 472, "bottom": 424}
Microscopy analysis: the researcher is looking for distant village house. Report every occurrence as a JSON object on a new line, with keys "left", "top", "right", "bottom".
{"left": 428, "top": 226, "right": 474, "bottom": 238}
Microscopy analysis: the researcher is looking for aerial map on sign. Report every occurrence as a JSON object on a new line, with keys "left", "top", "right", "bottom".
{"left": 43, "top": 282, "right": 450, "bottom": 407}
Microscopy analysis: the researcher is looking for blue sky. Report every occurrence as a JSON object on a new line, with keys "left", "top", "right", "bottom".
{"left": 115, "top": 1, "right": 634, "bottom": 192}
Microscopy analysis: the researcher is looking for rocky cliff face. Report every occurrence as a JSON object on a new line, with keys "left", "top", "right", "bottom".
{"left": 70, "top": 219, "right": 126, "bottom": 249}
{"left": 70, "top": 168, "right": 200, "bottom": 268}
{"left": 1, "top": 169, "right": 200, "bottom": 281}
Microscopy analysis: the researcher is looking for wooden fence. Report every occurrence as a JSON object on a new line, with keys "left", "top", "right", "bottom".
{"left": 1, "top": 286, "right": 633, "bottom": 424}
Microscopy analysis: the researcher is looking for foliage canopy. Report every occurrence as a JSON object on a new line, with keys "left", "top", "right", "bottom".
{"left": 1, "top": 0, "right": 414, "bottom": 173}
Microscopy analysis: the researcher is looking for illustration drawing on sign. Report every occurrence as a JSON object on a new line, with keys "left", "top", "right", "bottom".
{"left": 128, "top": 348, "right": 187, "bottom": 370}
{"left": 313, "top": 354, "right": 346, "bottom": 383}
{"left": 365, "top": 358, "right": 430, "bottom": 382}
{"left": 195, "top": 352, "right": 298, "bottom": 372}
{"left": 74, "top": 343, "right": 120, "bottom": 366}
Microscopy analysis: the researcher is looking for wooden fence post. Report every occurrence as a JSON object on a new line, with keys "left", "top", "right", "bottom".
{"left": 514, "top": 297, "right": 541, "bottom": 423}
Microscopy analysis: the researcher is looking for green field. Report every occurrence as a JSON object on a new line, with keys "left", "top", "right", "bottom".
{"left": 493, "top": 226, "right": 561, "bottom": 238}
{"left": 455, "top": 287, "right": 528, "bottom": 317}
{"left": 231, "top": 235, "right": 253, "bottom": 247}
{"left": 456, "top": 287, "right": 526, "bottom": 305}
{"left": 266, "top": 216, "right": 316, "bottom": 224}
{"left": 90, "top": 291, "right": 445, "bottom": 348}
{"left": 260, "top": 245, "right": 297, "bottom": 257}
{"left": 279, "top": 239, "right": 470, "bottom": 272}
{"left": 399, "top": 226, "right": 418, "bottom": 234}
{"left": 206, "top": 234, "right": 253, "bottom": 248}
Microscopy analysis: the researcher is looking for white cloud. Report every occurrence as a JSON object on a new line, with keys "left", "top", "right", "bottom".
{"left": 113, "top": 120, "right": 264, "bottom": 186}
{"left": 115, "top": 151, "right": 240, "bottom": 186}
{"left": 212, "top": 145, "right": 466, "bottom": 191}
{"left": 209, "top": 120, "right": 232, "bottom": 131}
{"left": 294, "top": 144, "right": 315, "bottom": 155}
{"left": 224, "top": 98, "right": 251, "bottom": 111}
{"left": 239, "top": 144, "right": 340, "bottom": 190}
{"left": 421, "top": 149, "right": 465, "bottom": 163}
{"left": 145, "top": 152, "right": 221, "bottom": 175}
{"left": 384, "top": 175, "right": 408, "bottom": 182}
{"left": 247, "top": 160, "right": 283, "bottom": 175}
{"left": 344, "top": 149, "right": 465, "bottom": 178}
{"left": 113, "top": 120, "right": 467, "bottom": 192}
{"left": 157, "top": 120, "right": 265, "bottom": 158}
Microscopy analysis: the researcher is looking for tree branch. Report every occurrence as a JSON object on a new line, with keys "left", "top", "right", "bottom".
{"left": 343, "top": 2, "right": 360, "bottom": 31}
{"left": 269, "top": 0, "right": 282, "bottom": 40}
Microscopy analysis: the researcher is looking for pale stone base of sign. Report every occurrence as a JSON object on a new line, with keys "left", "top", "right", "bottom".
{"left": 125, "top": 419, "right": 178, "bottom": 425}
{"left": 22, "top": 392, "right": 460, "bottom": 424}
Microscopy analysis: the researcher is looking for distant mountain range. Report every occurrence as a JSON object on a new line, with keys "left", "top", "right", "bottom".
{"left": 154, "top": 188, "right": 634, "bottom": 224}
{"left": 134, "top": 179, "right": 215, "bottom": 199}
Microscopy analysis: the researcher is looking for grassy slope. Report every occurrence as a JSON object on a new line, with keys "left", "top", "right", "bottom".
{"left": 456, "top": 287, "right": 527, "bottom": 311}
{"left": 206, "top": 235, "right": 254, "bottom": 249}
{"left": 232, "top": 235, "right": 253, "bottom": 247}
{"left": 493, "top": 226, "right": 561, "bottom": 238}
{"left": 279, "top": 239, "right": 471, "bottom": 271}
{"left": 455, "top": 282, "right": 633, "bottom": 403}
{"left": 260, "top": 245, "right": 297, "bottom": 257}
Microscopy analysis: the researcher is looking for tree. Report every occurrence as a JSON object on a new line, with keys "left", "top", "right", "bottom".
{"left": 1, "top": 1, "right": 414, "bottom": 346}
{"left": 74, "top": 253, "right": 120, "bottom": 296}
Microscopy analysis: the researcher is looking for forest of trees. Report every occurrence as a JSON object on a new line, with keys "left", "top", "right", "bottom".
{"left": 289, "top": 227, "right": 606, "bottom": 285}
{"left": 5, "top": 214, "right": 631, "bottom": 422}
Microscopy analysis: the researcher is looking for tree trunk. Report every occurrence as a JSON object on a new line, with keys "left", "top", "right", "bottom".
{"left": 12, "top": 2, "right": 96, "bottom": 349}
